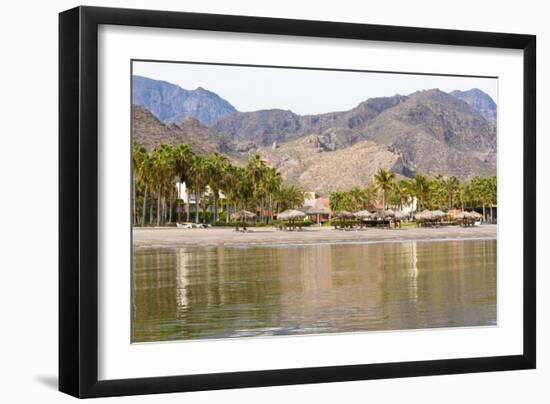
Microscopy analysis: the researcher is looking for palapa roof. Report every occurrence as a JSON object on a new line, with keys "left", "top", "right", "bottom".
{"left": 414, "top": 210, "right": 432, "bottom": 220}
{"left": 467, "top": 210, "right": 483, "bottom": 218}
{"left": 277, "top": 209, "right": 307, "bottom": 220}
{"left": 393, "top": 210, "right": 408, "bottom": 220}
{"left": 415, "top": 210, "right": 446, "bottom": 220}
{"left": 431, "top": 210, "right": 447, "bottom": 218}
{"left": 333, "top": 210, "right": 355, "bottom": 219}
{"left": 230, "top": 210, "right": 256, "bottom": 220}
{"left": 304, "top": 205, "right": 331, "bottom": 215}
{"left": 354, "top": 210, "right": 372, "bottom": 219}
{"left": 452, "top": 211, "right": 468, "bottom": 219}
{"left": 375, "top": 209, "right": 395, "bottom": 218}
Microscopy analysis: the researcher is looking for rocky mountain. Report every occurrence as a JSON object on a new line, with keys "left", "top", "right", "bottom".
{"left": 132, "top": 75, "right": 237, "bottom": 125}
{"left": 133, "top": 84, "right": 497, "bottom": 186}
{"left": 211, "top": 94, "right": 408, "bottom": 148}
{"left": 450, "top": 88, "right": 497, "bottom": 123}
{"left": 132, "top": 105, "right": 235, "bottom": 156}
{"left": 357, "top": 89, "right": 497, "bottom": 178}
{"left": 259, "top": 135, "right": 411, "bottom": 194}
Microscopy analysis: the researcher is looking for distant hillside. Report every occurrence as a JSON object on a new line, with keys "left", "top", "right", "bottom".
{"left": 450, "top": 88, "right": 497, "bottom": 123}
{"left": 132, "top": 105, "right": 235, "bottom": 156}
{"left": 133, "top": 85, "right": 497, "bottom": 183}
{"left": 211, "top": 95, "right": 408, "bottom": 148}
{"left": 358, "top": 89, "right": 496, "bottom": 178}
{"left": 259, "top": 135, "right": 410, "bottom": 194}
{"left": 132, "top": 75, "right": 237, "bottom": 125}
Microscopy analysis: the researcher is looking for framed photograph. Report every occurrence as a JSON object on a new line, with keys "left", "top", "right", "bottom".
{"left": 59, "top": 6, "right": 536, "bottom": 398}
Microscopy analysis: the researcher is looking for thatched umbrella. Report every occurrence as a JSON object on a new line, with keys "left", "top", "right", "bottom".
{"left": 306, "top": 206, "right": 331, "bottom": 225}
{"left": 231, "top": 210, "right": 256, "bottom": 230}
{"left": 278, "top": 209, "right": 307, "bottom": 230}
{"left": 375, "top": 209, "right": 395, "bottom": 219}
{"left": 333, "top": 210, "right": 354, "bottom": 219}
{"left": 414, "top": 209, "right": 431, "bottom": 221}
{"left": 332, "top": 210, "right": 354, "bottom": 229}
{"left": 430, "top": 210, "right": 447, "bottom": 219}
{"left": 468, "top": 211, "right": 483, "bottom": 219}
{"left": 353, "top": 210, "right": 372, "bottom": 229}
{"left": 453, "top": 211, "right": 468, "bottom": 219}
{"left": 278, "top": 209, "right": 307, "bottom": 220}
{"left": 374, "top": 209, "right": 395, "bottom": 228}
{"left": 393, "top": 210, "right": 407, "bottom": 220}
{"left": 354, "top": 210, "right": 372, "bottom": 220}
{"left": 231, "top": 210, "right": 256, "bottom": 220}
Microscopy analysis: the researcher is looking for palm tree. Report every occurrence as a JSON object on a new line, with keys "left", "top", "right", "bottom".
{"left": 132, "top": 144, "right": 147, "bottom": 225}
{"left": 428, "top": 174, "right": 447, "bottom": 209}
{"left": 222, "top": 164, "right": 239, "bottom": 223}
{"left": 206, "top": 152, "right": 228, "bottom": 223}
{"left": 138, "top": 152, "right": 153, "bottom": 226}
{"left": 150, "top": 144, "right": 175, "bottom": 226}
{"left": 443, "top": 176, "right": 460, "bottom": 209}
{"left": 275, "top": 184, "right": 304, "bottom": 212}
{"left": 246, "top": 154, "right": 267, "bottom": 218}
{"left": 173, "top": 144, "right": 194, "bottom": 222}
{"left": 471, "top": 176, "right": 490, "bottom": 222}
{"left": 458, "top": 181, "right": 472, "bottom": 211}
{"left": 260, "top": 167, "right": 282, "bottom": 222}
{"left": 486, "top": 175, "right": 497, "bottom": 223}
{"left": 189, "top": 154, "right": 209, "bottom": 223}
{"left": 390, "top": 179, "right": 411, "bottom": 210}
{"left": 373, "top": 168, "right": 395, "bottom": 209}
{"left": 408, "top": 174, "right": 430, "bottom": 211}
{"left": 348, "top": 186, "right": 365, "bottom": 211}
{"left": 329, "top": 191, "right": 353, "bottom": 212}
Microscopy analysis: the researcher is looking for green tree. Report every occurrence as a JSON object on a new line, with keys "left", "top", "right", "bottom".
{"left": 206, "top": 152, "right": 229, "bottom": 223}
{"left": 373, "top": 168, "right": 395, "bottom": 209}
{"left": 442, "top": 176, "right": 460, "bottom": 209}
{"left": 173, "top": 144, "right": 194, "bottom": 222}
{"left": 329, "top": 191, "right": 353, "bottom": 212}
{"left": 260, "top": 167, "right": 282, "bottom": 222}
{"left": 150, "top": 144, "right": 176, "bottom": 226}
{"left": 275, "top": 184, "right": 304, "bottom": 212}
{"left": 189, "top": 154, "right": 209, "bottom": 223}
{"left": 389, "top": 179, "right": 411, "bottom": 210}
{"left": 408, "top": 174, "right": 430, "bottom": 211}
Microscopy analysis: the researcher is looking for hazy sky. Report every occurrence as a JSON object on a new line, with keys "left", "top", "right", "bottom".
{"left": 133, "top": 60, "right": 497, "bottom": 115}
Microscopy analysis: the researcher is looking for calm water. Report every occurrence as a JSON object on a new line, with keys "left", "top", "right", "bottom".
{"left": 132, "top": 240, "right": 496, "bottom": 343}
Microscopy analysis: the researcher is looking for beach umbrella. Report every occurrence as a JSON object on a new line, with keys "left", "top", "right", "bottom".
{"left": 414, "top": 210, "right": 431, "bottom": 221}
{"left": 375, "top": 209, "right": 395, "bottom": 219}
{"left": 306, "top": 207, "right": 331, "bottom": 215}
{"left": 468, "top": 211, "right": 483, "bottom": 219}
{"left": 231, "top": 210, "right": 256, "bottom": 221}
{"left": 306, "top": 206, "right": 331, "bottom": 225}
{"left": 452, "top": 211, "right": 468, "bottom": 219}
{"left": 430, "top": 210, "right": 447, "bottom": 219}
{"left": 427, "top": 210, "right": 447, "bottom": 220}
{"left": 354, "top": 210, "right": 372, "bottom": 219}
{"left": 393, "top": 210, "right": 407, "bottom": 220}
{"left": 277, "top": 209, "right": 307, "bottom": 220}
{"left": 333, "top": 210, "right": 354, "bottom": 219}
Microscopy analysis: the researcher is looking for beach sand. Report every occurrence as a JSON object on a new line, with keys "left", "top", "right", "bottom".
{"left": 133, "top": 224, "right": 497, "bottom": 249}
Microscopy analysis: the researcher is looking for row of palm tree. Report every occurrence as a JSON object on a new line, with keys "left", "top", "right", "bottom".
{"left": 134, "top": 143, "right": 498, "bottom": 226}
{"left": 132, "top": 143, "right": 304, "bottom": 226}
{"left": 330, "top": 168, "right": 497, "bottom": 221}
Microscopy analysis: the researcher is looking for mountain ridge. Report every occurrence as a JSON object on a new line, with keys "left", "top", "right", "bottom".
{"left": 132, "top": 75, "right": 237, "bottom": 125}
{"left": 132, "top": 84, "right": 497, "bottom": 186}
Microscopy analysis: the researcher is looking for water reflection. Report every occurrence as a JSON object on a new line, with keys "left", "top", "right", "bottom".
{"left": 132, "top": 240, "right": 496, "bottom": 343}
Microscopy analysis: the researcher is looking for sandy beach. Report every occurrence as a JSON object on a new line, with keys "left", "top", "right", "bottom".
{"left": 133, "top": 224, "right": 497, "bottom": 249}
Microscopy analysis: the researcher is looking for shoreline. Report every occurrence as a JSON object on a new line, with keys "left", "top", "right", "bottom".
{"left": 133, "top": 224, "right": 497, "bottom": 249}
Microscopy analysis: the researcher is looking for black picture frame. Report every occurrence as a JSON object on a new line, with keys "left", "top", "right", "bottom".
{"left": 59, "top": 5, "right": 536, "bottom": 398}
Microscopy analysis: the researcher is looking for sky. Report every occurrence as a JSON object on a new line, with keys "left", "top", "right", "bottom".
{"left": 133, "top": 60, "right": 497, "bottom": 115}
